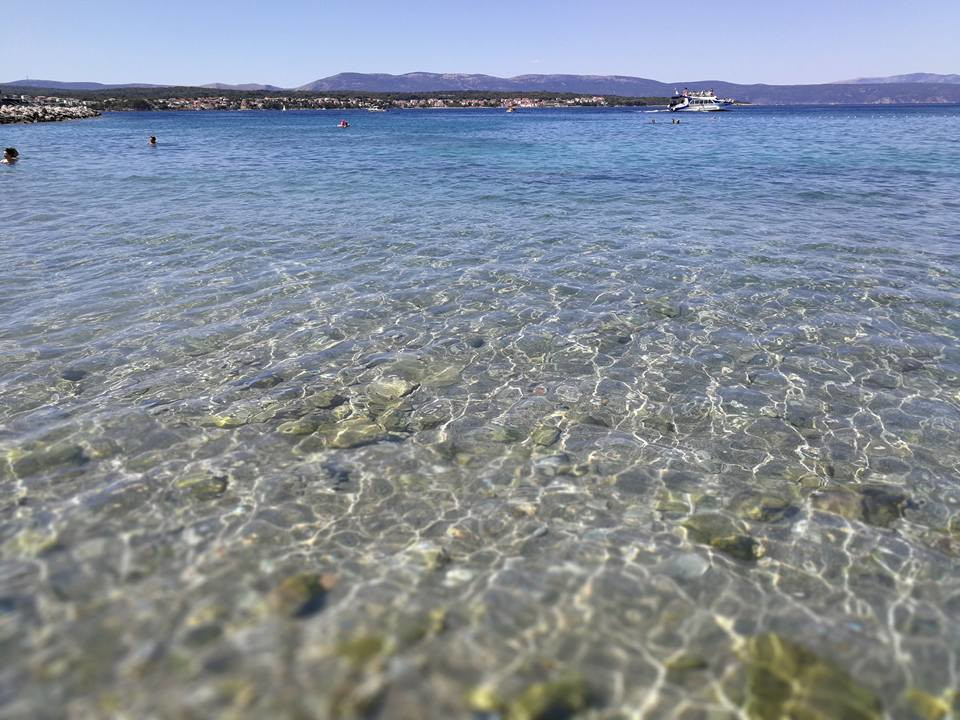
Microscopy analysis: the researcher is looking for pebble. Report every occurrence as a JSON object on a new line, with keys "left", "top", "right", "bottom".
{"left": 530, "top": 425, "right": 561, "bottom": 447}
{"left": 658, "top": 552, "right": 710, "bottom": 580}
{"left": 268, "top": 572, "right": 336, "bottom": 618}
{"left": 367, "top": 376, "right": 419, "bottom": 400}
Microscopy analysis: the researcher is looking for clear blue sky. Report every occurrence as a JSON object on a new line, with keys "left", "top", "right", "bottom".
{"left": 3, "top": 0, "right": 958, "bottom": 87}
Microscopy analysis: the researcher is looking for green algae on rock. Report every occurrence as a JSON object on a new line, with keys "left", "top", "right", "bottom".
{"left": 467, "top": 675, "right": 590, "bottom": 720}
{"left": 335, "top": 633, "right": 386, "bottom": 668}
{"left": 305, "top": 389, "right": 347, "bottom": 409}
{"left": 729, "top": 491, "right": 796, "bottom": 523}
{"left": 859, "top": 485, "right": 910, "bottom": 528}
{"left": 742, "top": 632, "right": 882, "bottom": 720}
{"left": 666, "top": 653, "right": 710, "bottom": 684}
{"left": 174, "top": 472, "right": 228, "bottom": 500}
{"left": 530, "top": 424, "right": 561, "bottom": 447}
{"left": 507, "top": 675, "right": 590, "bottom": 720}
{"left": 325, "top": 418, "right": 387, "bottom": 449}
{"left": 268, "top": 572, "right": 336, "bottom": 618}
{"left": 276, "top": 417, "right": 320, "bottom": 435}
{"left": 200, "top": 414, "right": 247, "bottom": 429}
{"left": 812, "top": 484, "right": 910, "bottom": 528}
{"left": 491, "top": 425, "right": 524, "bottom": 443}
{"left": 10, "top": 443, "right": 87, "bottom": 477}
{"left": 683, "top": 513, "right": 764, "bottom": 562}
{"left": 903, "top": 688, "right": 957, "bottom": 720}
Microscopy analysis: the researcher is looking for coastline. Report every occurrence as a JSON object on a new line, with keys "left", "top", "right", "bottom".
{"left": 0, "top": 104, "right": 100, "bottom": 125}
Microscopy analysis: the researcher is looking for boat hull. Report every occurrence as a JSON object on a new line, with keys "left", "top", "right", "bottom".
{"left": 670, "top": 103, "right": 725, "bottom": 112}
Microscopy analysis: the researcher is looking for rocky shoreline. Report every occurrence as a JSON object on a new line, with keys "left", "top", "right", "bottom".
{"left": 0, "top": 104, "right": 101, "bottom": 124}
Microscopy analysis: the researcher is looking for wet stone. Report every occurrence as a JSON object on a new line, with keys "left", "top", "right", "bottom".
{"left": 666, "top": 654, "right": 710, "bottom": 682}
{"left": 295, "top": 435, "right": 326, "bottom": 454}
{"left": 182, "top": 624, "right": 223, "bottom": 647}
{"left": 491, "top": 425, "right": 523, "bottom": 443}
{"left": 534, "top": 454, "right": 576, "bottom": 478}
{"left": 268, "top": 572, "right": 336, "bottom": 618}
{"left": 730, "top": 491, "right": 796, "bottom": 523}
{"left": 683, "top": 513, "right": 764, "bottom": 562}
{"left": 407, "top": 541, "right": 451, "bottom": 571}
{"left": 860, "top": 485, "right": 910, "bottom": 528}
{"left": 11, "top": 443, "right": 87, "bottom": 477}
{"left": 812, "top": 485, "right": 910, "bottom": 528}
{"left": 238, "top": 371, "right": 284, "bottom": 389}
{"left": 366, "top": 376, "right": 419, "bottom": 401}
{"left": 530, "top": 424, "right": 561, "bottom": 447}
{"left": 657, "top": 553, "right": 710, "bottom": 580}
{"left": 202, "top": 414, "right": 247, "bottom": 429}
{"left": 640, "top": 413, "right": 677, "bottom": 434}
{"left": 507, "top": 675, "right": 590, "bottom": 720}
{"left": 411, "top": 412, "right": 446, "bottom": 431}
{"left": 276, "top": 417, "right": 319, "bottom": 435}
{"left": 336, "top": 633, "right": 386, "bottom": 667}
{"left": 377, "top": 407, "right": 411, "bottom": 433}
{"left": 656, "top": 491, "right": 693, "bottom": 515}
{"left": 811, "top": 488, "right": 862, "bottom": 521}
{"left": 648, "top": 297, "right": 683, "bottom": 319}
{"left": 742, "top": 632, "right": 882, "bottom": 719}
{"left": 326, "top": 419, "right": 386, "bottom": 449}
{"left": 904, "top": 689, "right": 953, "bottom": 720}
{"left": 175, "top": 472, "right": 228, "bottom": 501}
{"left": 84, "top": 438, "right": 121, "bottom": 460}
{"left": 864, "top": 372, "right": 899, "bottom": 390}
{"left": 898, "top": 358, "right": 925, "bottom": 373}
{"left": 305, "top": 389, "right": 346, "bottom": 409}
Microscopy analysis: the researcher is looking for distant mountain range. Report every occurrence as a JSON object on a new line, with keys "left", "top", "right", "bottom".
{"left": 292, "top": 73, "right": 960, "bottom": 104}
{"left": 200, "top": 83, "right": 283, "bottom": 91}
{"left": 838, "top": 73, "right": 960, "bottom": 84}
{"left": 5, "top": 73, "right": 960, "bottom": 104}
{"left": 2, "top": 79, "right": 281, "bottom": 92}
{"left": 3, "top": 79, "right": 167, "bottom": 90}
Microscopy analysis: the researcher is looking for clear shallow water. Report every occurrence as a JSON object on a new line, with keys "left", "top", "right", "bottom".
{"left": 2, "top": 106, "right": 960, "bottom": 718}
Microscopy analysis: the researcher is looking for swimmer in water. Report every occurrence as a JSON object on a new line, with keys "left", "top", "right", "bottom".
{"left": 149, "top": 136, "right": 157, "bottom": 145}
{"left": 2, "top": 147, "right": 18, "bottom": 164}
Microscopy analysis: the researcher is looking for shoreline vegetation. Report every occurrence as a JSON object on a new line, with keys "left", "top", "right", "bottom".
{"left": 1, "top": 87, "right": 669, "bottom": 124}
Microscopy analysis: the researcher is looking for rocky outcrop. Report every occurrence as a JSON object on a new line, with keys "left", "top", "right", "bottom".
{"left": 0, "top": 104, "right": 100, "bottom": 124}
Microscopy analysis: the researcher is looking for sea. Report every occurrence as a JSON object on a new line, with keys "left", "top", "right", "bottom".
{"left": 2, "top": 106, "right": 959, "bottom": 719}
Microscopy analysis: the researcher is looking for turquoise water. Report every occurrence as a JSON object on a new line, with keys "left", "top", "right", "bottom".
{"left": 2, "top": 106, "right": 960, "bottom": 718}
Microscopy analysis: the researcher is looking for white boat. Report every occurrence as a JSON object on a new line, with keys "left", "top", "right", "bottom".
{"left": 669, "top": 89, "right": 729, "bottom": 112}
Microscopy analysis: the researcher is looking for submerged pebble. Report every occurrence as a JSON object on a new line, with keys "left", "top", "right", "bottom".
{"left": 742, "top": 632, "right": 883, "bottom": 719}
{"left": 682, "top": 513, "right": 764, "bottom": 562}
{"left": 268, "top": 572, "right": 336, "bottom": 618}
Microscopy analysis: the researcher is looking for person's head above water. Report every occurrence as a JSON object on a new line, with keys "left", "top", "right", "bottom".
{"left": 2, "top": 147, "right": 18, "bottom": 163}
{"left": 149, "top": 136, "right": 157, "bottom": 145}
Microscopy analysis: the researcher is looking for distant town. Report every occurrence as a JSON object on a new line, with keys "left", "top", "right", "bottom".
{"left": 0, "top": 87, "right": 671, "bottom": 123}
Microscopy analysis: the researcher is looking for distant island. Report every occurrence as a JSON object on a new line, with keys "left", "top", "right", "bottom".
{"left": 5, "top": 71, "right": 960, "bottom": 105}
{"left": 0, "top": 88, "right": 669, "bottom": 123}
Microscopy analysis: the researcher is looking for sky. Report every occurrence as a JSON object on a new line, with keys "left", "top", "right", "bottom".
{"left": 2, "top": 0, "right": 958, "bottom": 87}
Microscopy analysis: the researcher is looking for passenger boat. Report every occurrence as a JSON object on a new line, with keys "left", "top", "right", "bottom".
{"left": 669, "top": 89, "right": 731, "bottom": 112}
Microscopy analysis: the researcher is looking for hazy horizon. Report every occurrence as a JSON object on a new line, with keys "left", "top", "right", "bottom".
{"left": 2, "top": 0, "right": 958, "bottom": 88}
